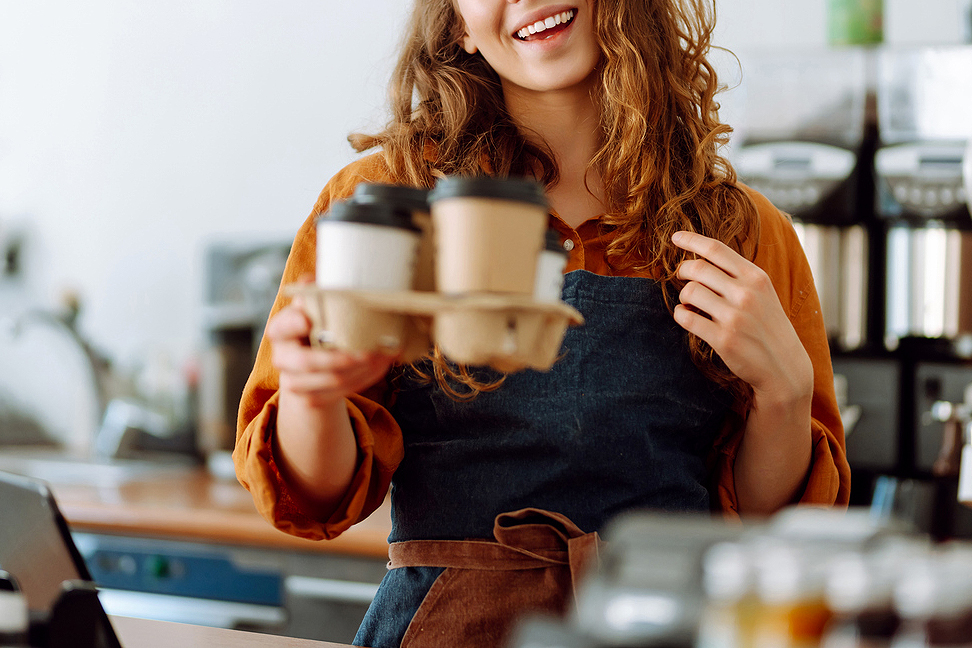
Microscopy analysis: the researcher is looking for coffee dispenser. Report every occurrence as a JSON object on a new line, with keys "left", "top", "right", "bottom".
{"left": 873, "top": 45, "right": 972, "bottom": 537}
{"left": 730, "top": 49, "right": 900, "bottom": 488}
{"left": 198, "top": 240, "right": 290, "bottom": 459}
{"left": 876, "top": 46, "right": 972, "bottom": 348}
{"left": 731, "top": 49, "right": 877, "bottom": 353}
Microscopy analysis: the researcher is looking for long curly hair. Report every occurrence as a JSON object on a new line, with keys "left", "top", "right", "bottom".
{"left": 351, "top": 0, "right": 759, "bottom": 408}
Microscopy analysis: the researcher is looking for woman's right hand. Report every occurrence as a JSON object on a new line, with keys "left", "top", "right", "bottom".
{"left": 266, "top": 300, "right": 399, "bottom": 409}
{"left": 264, "top": 299, "right": 398, "bottom": 514}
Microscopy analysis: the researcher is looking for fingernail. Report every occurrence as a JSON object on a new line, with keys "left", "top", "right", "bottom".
{"left": 672, "top": 231, "right": 685, "bottom": 243}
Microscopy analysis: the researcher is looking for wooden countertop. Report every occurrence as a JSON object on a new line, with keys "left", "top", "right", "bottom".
{"left": 110, "top": 615, "right": 349, "bottom": 648}
{"left": 0, "top": 449, "right": 392, "bottom": 560}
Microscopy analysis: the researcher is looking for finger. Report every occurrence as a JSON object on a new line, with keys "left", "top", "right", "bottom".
{"left": 676, "top": 258, "right": 732, "bottom": 299}
{"left": 266, "top": 305, "right": 313, "bottom": 341}
{"left": 273, "top": 344, "right": 394, "bottom": 374}
{"left": 672, "top": 231, "right": 749, "bottom": 278}
{"left": 678, "top": 280, "right": 734, "bottom": 324}
{"left": 342, "top": 359, "right": 397, "bottom": 392}
{"left": 281, "top": 363, "right": 376, "bottom": 393}
{"left": 673, "top": 303, "right": 723, "bottom": 348}
{"left": 291, "top": 274, "right": 315, "bottom": 312}
{"left": 281, "top": 354, "right": 394, "bottom": 395}
{"left": 280, "top": 353, "right": 386, "bottom": 387}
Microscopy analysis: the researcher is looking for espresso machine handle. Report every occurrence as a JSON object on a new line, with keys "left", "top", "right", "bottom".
{"left": 930, "top": 395, "right": 972, "bottom": 475}
{"left": 933, "top": 418, "right": 964, "bottom": 478}
{"left": 931, "top": 384, "right": 972, "bottom": 509}
{"left": 959, "top": 421, "right": 972, "bottom": 505}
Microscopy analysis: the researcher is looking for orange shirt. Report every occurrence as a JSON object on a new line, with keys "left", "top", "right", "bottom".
{"left": 233, "top": 153, "right": 851, "bottom": 541}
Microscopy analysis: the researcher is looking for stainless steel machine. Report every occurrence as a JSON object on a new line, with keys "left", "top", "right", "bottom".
{"left": 732, "top": 48, "right": 876, "bottom": 352}
{"left": 729, "top": 49, "right": 903, "bottom": 487}
{"left": 730, "top": 46, "right": 972, "bottom": 536}
{"left": 876, "top": 47, "right": 972, "bottom": 349}
{"left": 198, "top": 239, "right": 290, "bottom": 458}
{"left": 871, "top": 45, "right": 972, "bottom": 539}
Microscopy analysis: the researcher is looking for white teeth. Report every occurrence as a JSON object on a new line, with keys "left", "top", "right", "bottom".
{"left": 516, "top": 9, "right": 574, "bottom": 40}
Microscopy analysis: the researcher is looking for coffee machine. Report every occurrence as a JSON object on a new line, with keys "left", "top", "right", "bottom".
{"left": 731, "top": 49, "right": 875, "bottom": 351}
{"left": 876, "top": 46, "right": 972, "bottom": 349}
{"left": 872, "top": 45, "right": 972, "bottom": 538}
{"left": 729, "top": 49, "right": 903, "bottom": 492}
{"left": 197, "top": 239, "right": 290, "bottom": 461}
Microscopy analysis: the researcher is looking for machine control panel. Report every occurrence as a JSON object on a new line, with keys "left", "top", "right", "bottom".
{"left": 876, "top": 141, "right": 971, "bottom": 219}
{"left": 734, "top": 141, "right": 858, "bottom": 215}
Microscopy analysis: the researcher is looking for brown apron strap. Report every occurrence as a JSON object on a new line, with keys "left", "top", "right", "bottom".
{"left": 388, "top": 538, "right": 565, "bottom": 571}
{"left": 388, "top": 508, "right": 602, "bottom": 598}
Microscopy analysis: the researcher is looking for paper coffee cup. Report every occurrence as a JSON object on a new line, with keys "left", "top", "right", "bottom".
{"left": 352, "top": 183, "right": 435, "bottom": 292}
{"left": 316, "top": 200, "right": 421, "bottom": 291}
{"left": 429, "top": 176, "right": 549, "bottom": 295}
{"left": 352, "top": 183, "right": 429, "bottom": 214}
{"left": 534, "top": 229, "right": 569, "bottom": 302}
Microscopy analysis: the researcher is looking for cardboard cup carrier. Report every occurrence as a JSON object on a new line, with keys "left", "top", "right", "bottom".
{"left": 287, "top": 178, "right": 583, "bottom": 372}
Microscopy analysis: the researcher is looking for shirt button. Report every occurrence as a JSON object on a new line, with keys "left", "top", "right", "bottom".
{"left": 563, "top": 239, "right": 575, "bottom": 252}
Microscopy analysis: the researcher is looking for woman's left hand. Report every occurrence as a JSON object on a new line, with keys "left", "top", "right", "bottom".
{"left": 671, "top": 230, "right": 812, "bottom": 405}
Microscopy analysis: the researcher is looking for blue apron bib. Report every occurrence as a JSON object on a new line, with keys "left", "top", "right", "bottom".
{"left": 354, "top": 270, "right": 731, "bottom": 647}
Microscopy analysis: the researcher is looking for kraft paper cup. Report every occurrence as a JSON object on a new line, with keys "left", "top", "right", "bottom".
{"left": 429, "top": 176, "right": 549, "bottom": 296}
{"left": 316, "top": 200, "right": 421, "bottom": 292}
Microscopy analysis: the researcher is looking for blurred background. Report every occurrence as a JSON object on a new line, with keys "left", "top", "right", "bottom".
{"left": 2, "top": 0, "right": 972, "bottom": 645}
{"left": 0, "top": 0, "right": 968, "bottom": 457}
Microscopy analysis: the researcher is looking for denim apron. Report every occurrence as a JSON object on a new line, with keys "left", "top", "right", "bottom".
{"left": 354, "top": 270, "right": 732, "bottom": 647}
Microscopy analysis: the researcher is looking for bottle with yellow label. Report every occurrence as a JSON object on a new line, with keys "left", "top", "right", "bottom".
{"left": 751, "top": 540, "right": 834, "bottom": 648}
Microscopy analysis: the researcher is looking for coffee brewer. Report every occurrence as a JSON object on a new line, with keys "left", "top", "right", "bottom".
{"left": 729, "top": 49, "right": 901, "bottom": 493}
{"left": 872, "top": 45, "right": 972, "bottom": 538}
{"left": 732, "top": 48, "right": 876, "bottom": 350}
{"left": 198, "top": 240, "right": 291, "bottom": 461}
{"left": 733, "top": 46, "right": 972, "bottom": 532}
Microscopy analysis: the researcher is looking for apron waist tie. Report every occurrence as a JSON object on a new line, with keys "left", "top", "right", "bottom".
{"left": 388, "top": 507, "right": 602, "bottom": 602}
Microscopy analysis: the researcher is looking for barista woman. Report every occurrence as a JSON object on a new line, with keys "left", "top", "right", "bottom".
{"left": 235, "top": 0, "right": 851, "bottom": 645}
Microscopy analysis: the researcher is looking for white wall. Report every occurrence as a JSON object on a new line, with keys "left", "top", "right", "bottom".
{"left": 715, "top": 0, "right": 969, "bottom": 52}
{"left": 0, "top": 0, "right": 968, "bottom": 443}
{"left": 0, "top": 1, "right": 408, "bottom": 373}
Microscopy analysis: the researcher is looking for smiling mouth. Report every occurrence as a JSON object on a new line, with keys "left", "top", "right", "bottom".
{"left": 515, "top": 9, "right": 576, "bottom": 41}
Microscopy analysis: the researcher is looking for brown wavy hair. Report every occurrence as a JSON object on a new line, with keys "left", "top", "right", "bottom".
{"left": 351, "top": 0, "right": 759, "bottom": 408}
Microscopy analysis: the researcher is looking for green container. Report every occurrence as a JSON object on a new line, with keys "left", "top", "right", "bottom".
{"left": 828, "top": 0, "right": 883, "bottom": 46}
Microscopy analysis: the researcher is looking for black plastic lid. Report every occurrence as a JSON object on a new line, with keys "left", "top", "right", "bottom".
{"left": 0, "top": 570, "right": 19, "bottom": 592}
{"left": 352, "top": 183, "right": 430, "bottom": 213}
{"left": 317, "top": 200, "right": 420, "bottom": 232}
{"left": 428, "top": 176, "right": 548, "bottom": 207}
{"left": 543, "top": 229, "right": 569, "bottom": 255}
